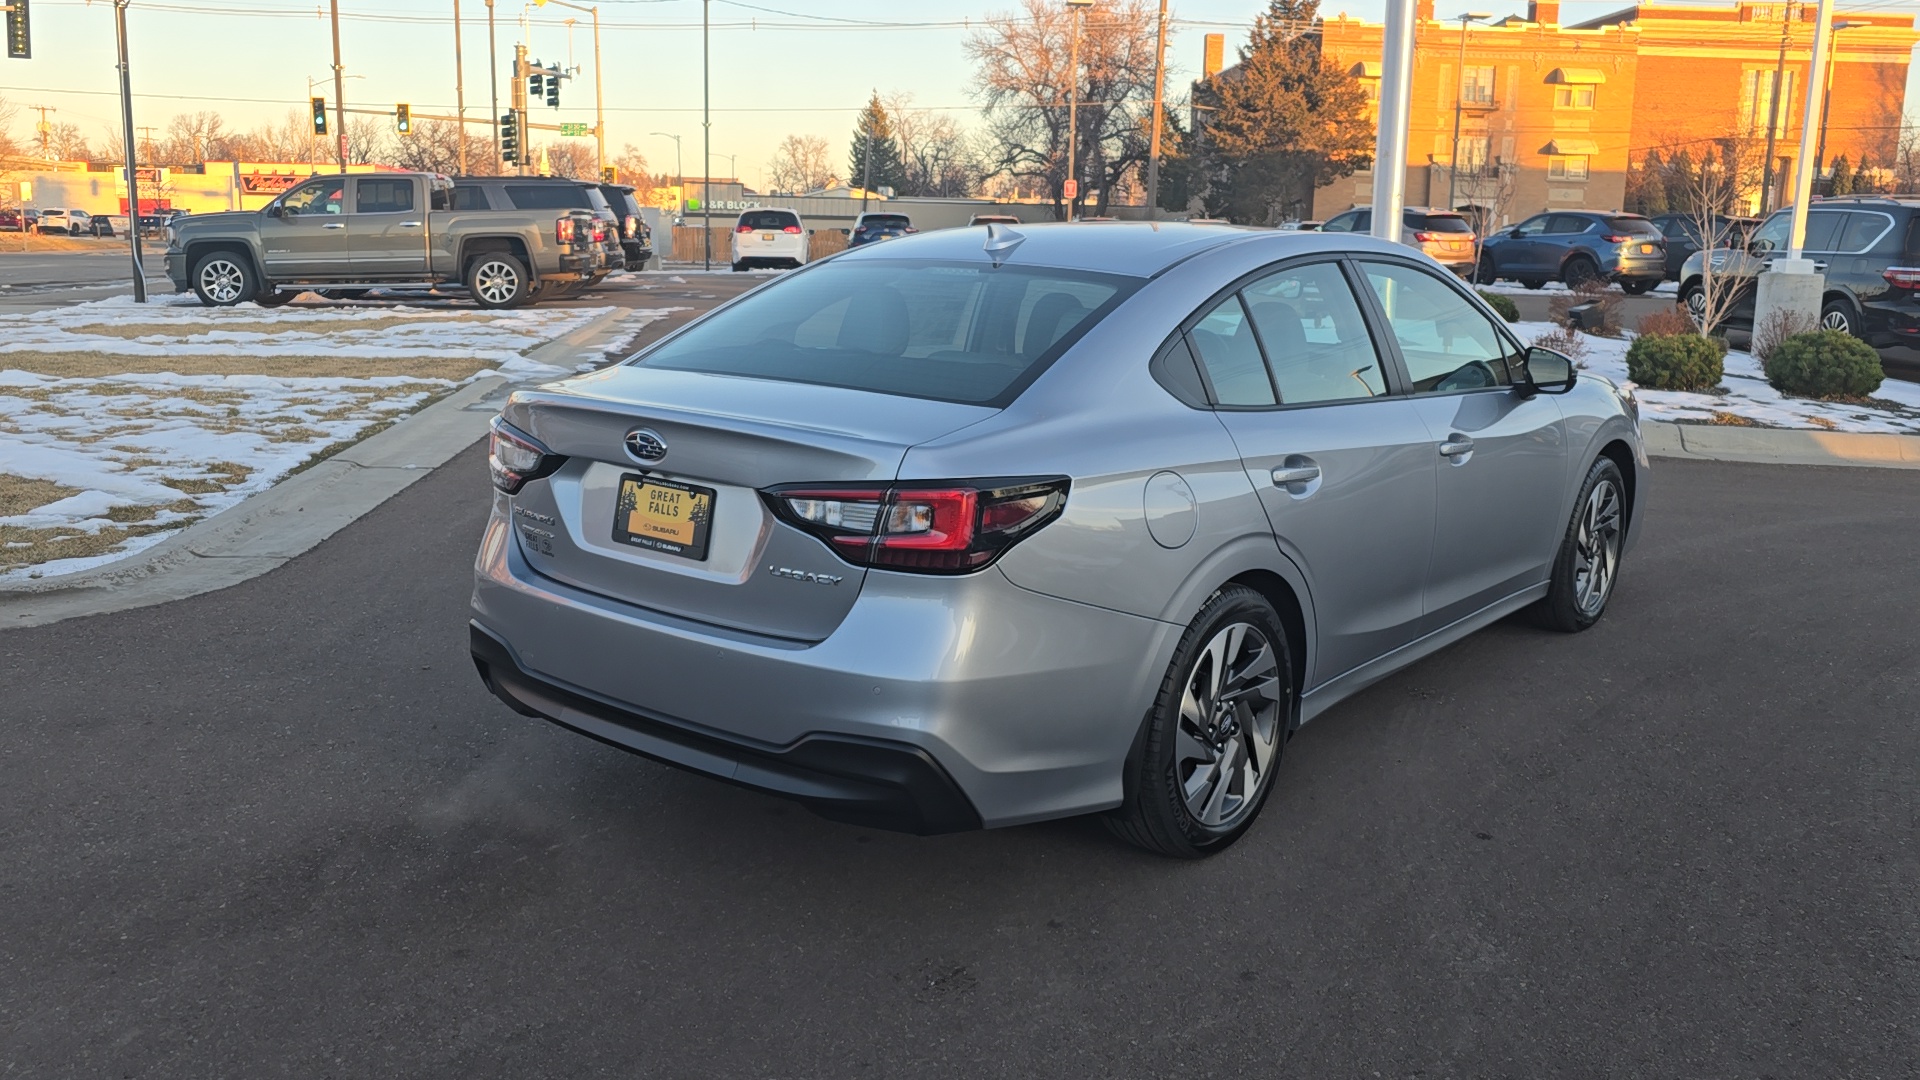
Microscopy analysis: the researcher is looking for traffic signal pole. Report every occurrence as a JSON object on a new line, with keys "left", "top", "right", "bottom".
{"left": 112, "top": 0, "right": 145, "bottom": 303}
{"left": 329, "top": 0, "right": 347, "bottom": 170}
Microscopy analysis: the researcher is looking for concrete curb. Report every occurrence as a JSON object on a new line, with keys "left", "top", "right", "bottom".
{"left": 1641, "top": 420, "right": 1920, "bottom": 469}
{"left": 0, "top": 307, "right": 636, "bottom": 630}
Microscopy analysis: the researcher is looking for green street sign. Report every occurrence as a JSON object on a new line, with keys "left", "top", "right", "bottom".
{"left": 559, "top": 122, "right": 589, "bottom": 137}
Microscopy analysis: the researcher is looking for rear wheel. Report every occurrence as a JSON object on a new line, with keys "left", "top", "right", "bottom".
{"left": 1530, "top": 457, "right": 1627, "bottom": 633}
{"left": 191, "top": 251, "right": 257, "bottom": 307}
{"left": 1620, "top": 279, "right": 1653, "bottom": 296}
{"left": 1522, "top": 278, "right": 1546, "bottom": 290}
{"left": 1563, "top": 256, "right": 1602, "bottom": 290}
{"left": 1108, "top": 585, "right": 1293, "bottom": 858}
{"left": 1476, "top": 254, "right": 1499, "bottom": 285}
{"left": 1820, "top": 297, "right": 1861, "bottom": 339}
{"left": 731, "top": 260, "right": 746, "bottom": 272}
{"left": 466, "top": 252, "right": 530, "bottom": 309}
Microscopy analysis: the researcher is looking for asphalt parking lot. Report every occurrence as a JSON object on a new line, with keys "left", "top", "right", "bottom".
{"left": 3, "top": 449, "right": 1915, "bottom": 1077}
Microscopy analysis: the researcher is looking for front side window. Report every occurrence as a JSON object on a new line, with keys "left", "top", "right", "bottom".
{"left": 1358, "top": 260, "right": 1517, "bottom": 393}
{"left": 1320, "top": 212, "right": 1360, "bottom": 233}
{"left": 639, "top": 261, "right": 1135, "bottom": 406}
{"left": 1749, "top": 211, "right": 1791, "bottom": 254}
{"left": 355, "top": 178, "right": 414, "bottom": 214}
{"left": 1512, "top": 214, "right": 1550, "bottom": 237}
{"left": 279, "top": 179, "right": 345, "bottom": 216}
{"left": 1553, "top": 85, "right": 1595, "bottom": 110}
{"left": 1547, "top": 214, "right": 1592, "bottom": 235}
{"left": 1547, "top": 156, "right": 1590, "bottom": 181}
{"left": 1188, "top": 294, "right": 1275, "bottom": 406}
{"left": 1242, "top": 262, "right": 1387, "bottom": 404}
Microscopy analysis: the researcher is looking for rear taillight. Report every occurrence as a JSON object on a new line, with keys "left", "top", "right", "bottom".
{"left": 488, "top": 418, "right": 565, "bottom": 494}
{"left": 556, "top": 217, "right": 576, "bottom": 245}
{"left": 783, "top": 225, "right": 802, "bottom": 234}
{"left": 765, "top": 478, "right": 1070, "bottom": 573}
{"left": 735, "top": 224, "right": 753, "bottom": 233}
{"left": 1601, "top": 233, "right": 1633, "bottom": 243}
{"left": 1883, "top": 267, "right": 1920, "bottom": 290}
{"left": 624, "top": 213, "right": 638, "bottom": 239}
{"left": 1412, "top": 231, "right": 1438, "bottom": 242}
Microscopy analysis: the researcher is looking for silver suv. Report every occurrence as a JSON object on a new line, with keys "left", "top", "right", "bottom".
{"left": 471, "top": 223, "right": 1647, "bottom": 856}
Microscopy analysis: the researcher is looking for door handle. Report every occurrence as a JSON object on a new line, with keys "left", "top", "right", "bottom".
{"left": 322, "top": 222, "right": 345, "bottom": 229}
{"left": 1271, "top": 464, "right": 1321, "bottom": 486}
{"left": 400, "top": 221, "right": 423, "bottom": 228}
{"left": 1439, "top": 436, "right": 1474, "bottom": 457}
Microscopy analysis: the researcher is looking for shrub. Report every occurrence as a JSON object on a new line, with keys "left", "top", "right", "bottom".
{"left": 1549, "top": 283, "right": 1624, "bottom": 338}
{"left": 1750, "top": 306, "right": 1818, "bottom": 362}
{"left": 1477, "top": 289, "right": 1519, "bottom": 323}
{"left": 1762, "top": 329, "right": 1884, "bottom": 398}
{"left": 1634, "top": 305, "right": 1696, "bottom": 340}
{"left": 1531, "top": 325, "right": 1588, "bottom": 366}
{"left": 1626, "top": 332, "right": 1724, "bottom": 391}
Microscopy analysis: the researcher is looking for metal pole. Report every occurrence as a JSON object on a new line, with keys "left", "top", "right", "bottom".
{"left": 1814, "top": 22, "right": 1858, "bottom": 175}
{"left": 861, "top": 123, "right": 871, "bottom": 212}
{"left": 702, "top": 0, "right": 711, "bottom": 269}
{"left": 455, "top": 0, "right": 468, "bottom": 174}
{"left": 114, "top": 0, "right": 146, "bottom": 303}
{"left": 1788, "top": 0, "right": 1837, "bottom": 260}
{"left": 487, "top": 0, "right": 500, "bottom": 173}
{"left": 1449, "top": 17, "right": 1468, "bottom": 209}
{"left": 1068, "top": 7, "right": 1079, "bottom": 220}
{"left": 330, "top": 0, "right": 348, "bottom": 171}
{"left": 1371, "top": 0, "right": 1415, "bottom": 244}
{"left": 1760, "top": 1, "right": 1796, "bottom": 213}
{"left": 592, "top": 6, "right": 604, "bottom": 176}
{"left": 1146, "top": 0, "right": 1167, "bottom": 218}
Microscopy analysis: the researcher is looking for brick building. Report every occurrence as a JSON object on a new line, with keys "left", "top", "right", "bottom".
{"left": 1286, "top": 0, "right": 1915, "bottom": 227}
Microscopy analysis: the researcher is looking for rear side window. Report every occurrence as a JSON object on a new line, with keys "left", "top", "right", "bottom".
{"left": 355, "top": 178, "right": 414, "bottom": 214}
{"left": 639, "top": 261, "right": 1137, "bottom": 406}
{"left": 740, "top": 210, "right": 800, "bottom": 230}
{"left": 1412, "top": 214, "right": 1473, "bottom": 234}
{"left": 1604, "top": 216, "right": 1662, "bottom": 238}
{"left": 1241, "top": 261, "right": 1387, "bottom": 404}
{"left": 1838, "top": 212, "right": 1892, "bottom": 253}
{"left": 504, "top": 184, "right": 594, "bottom": 211}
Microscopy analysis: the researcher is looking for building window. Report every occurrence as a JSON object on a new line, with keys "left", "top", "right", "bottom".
{"left": 1554, "top": 85, "right": 1595, "bottom": 110}
{"left": 1361, "top": 80, "right": 1380, "bottom": 105}
{"left": 1548, "top": 156, "right": 1590, "bottom": 181}
{"left": 1461, "top": 65, "right": 1497, "bottom": 105}
{"left": 1457, "top": 136, "right": 1491, "bottom": 172}
{"left": 1738, "top": 68, "right": 1798, "bottom": 138}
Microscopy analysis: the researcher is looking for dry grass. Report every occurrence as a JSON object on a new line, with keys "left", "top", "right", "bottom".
{"left": 0, "top": 476, "right": 81, "bottom": 517}
{"left": 0, "top": 350, "right": 494, "bottom": 381}
{"left": 1710, "top": 411, "right": 1757, "bottom": 426}
{"left": 1807, "top": 416, "right": 1839, "bottom": 430}
{"left": 60, "top": 315, "right": 472, "bottom": 340}
{"left": 158, "top": 461, "right": 253, "bottom": 495}
{"left": 0, "top": 521, "right": 184, "bottom": 572}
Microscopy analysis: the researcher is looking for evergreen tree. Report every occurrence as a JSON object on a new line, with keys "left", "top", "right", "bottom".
{"left": 1191, "top": 0, "right": 1372, "bottom": 224}
{"left": 1853, "top": 154, "right": 1877, "bottom": 194}
{"left": 847, "top": 94, "right": 906, "bottom": 195}
{"left": 1829, "top": 154, "right": 1854, "bottom": 197}
{"left": 1628, "top": 148, "right": 1669, "bottom": 215}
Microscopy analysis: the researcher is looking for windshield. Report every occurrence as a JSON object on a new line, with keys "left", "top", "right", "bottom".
{"left": 1605, "top": 216, "right": 1662, "bottom": 238}
{"left": 639, "top": 261, "right": 1140, "bottom": 406}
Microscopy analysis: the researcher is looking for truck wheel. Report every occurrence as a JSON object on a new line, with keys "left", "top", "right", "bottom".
{"left": 191, "top": 251, "right": 258, "bottom": 307}
{"left": 467, "top": 253, "right": 530, "bottom": 309}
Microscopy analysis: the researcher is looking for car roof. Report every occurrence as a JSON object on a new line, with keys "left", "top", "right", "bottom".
{"left": 833, "top": 220, "right": 1319, "bottom": 277}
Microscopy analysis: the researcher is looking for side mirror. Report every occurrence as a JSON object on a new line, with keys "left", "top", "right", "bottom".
{"left": 1517, "top": 347, "right": 1576, "bottom": 396}
{"left": 267, "top": 204, "right": 286, "bottom": 219}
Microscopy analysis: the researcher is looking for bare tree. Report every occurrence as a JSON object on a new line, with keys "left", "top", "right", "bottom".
{"left": 158, "top": 111, "right": 227, "bottom": 165}
{"left": 538, "top": 139, "right": 600, "bottom": 180}
{"left": 764, "top": 134, "right": 834, "bottom": 194}
{"left": 46, "top": 122, "right": 94, "bottom": 162}
{"left": 385, "top": 119, "right": 466, "bottom": 174}
{"left": 1673, "top": 134, "right": 1769, "bottom": 340}
{"left": 0, "top": 94, "right": 18, "bottom": 159}
{"left": 611, "top": 144, "right": 654, "bottom": 195}
{"left": 1467, "top": 161, "right": 1519, "bottom": 280}
{"left": 884, "top": 92, "right": 984, "bottom": 197}
{"left": 966, "top": 0, "right": 1160, "bottom": 218}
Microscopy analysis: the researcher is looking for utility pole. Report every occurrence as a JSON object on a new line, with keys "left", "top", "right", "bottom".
{"left": 1065, "top": 0, "right": 1092, "bottom": 219}
{"left": 112, "top": 0, "right": 146, "bottom": 303}
{"left": 329, "top": 0, "right": 348, "bottom": 171}
{"left": 30, "top": 104, "right": 55, "bottom": 158}
{"left": 512, "top": 43, "right": 530, "bottom": 176}
{"left": 1370, "top": 0, "right": 1416, "bottom": 245}
{"left": 702, "top": 0, "right": 711, "bottom": 269}
{"left": 136, "top": 125, "right": 156, "bottom": 161}
{"left": 487, "top": 0, "right": 500, "bottom": 173}
{"left": 454, "top": 0, "right": 468, "bottom": 174}
{"left": 1145, "top": 0, "right": 1167, "bottom": 218}
{"left": 1760, "top": 0, "right": 1797, "bottom": 213}
{"left": 1813, "top": 20, "right": 1862, "bottom": 176}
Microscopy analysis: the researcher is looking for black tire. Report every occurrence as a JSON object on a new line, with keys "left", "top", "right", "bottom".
{"left": 190, "top": 250, "right": 258, "bottom": 307}
{"left": 1620, "top": 279, "right": 1653, "bottom": 296}
{"left": 466, "top": 252, "right": 531, "bottom": 309}
{"left": 585, "top": 273, "right": 608, "bottom": 288}
{"left": 1522, "top": 278, "right": 1546, "bottom": 290}
{"left": 1563, "top": 256, "right": 1602, "bottom": 290}
{"left": 1107, "top": 585, "right": 1295, "bottom": 858}
{"left": 254, "top": 290, "right": 295, "bottom": 308}
{"left": 317, "top": 288, "right": 370, "bottom": 301}
{"left": 731, "top": 260, "right": 746, "bottom": 272}
{"left": 1529, "top": 457, "right": 1628, "bottom": 634}
{"left": 1476, "top": 253, "right": 1499, "bottom": 285}
{"left": 69, "top": 224, "right": 81, "bottom": 237}
{"left": 1820, "top": 297, "right": 1862, "bottom": 339}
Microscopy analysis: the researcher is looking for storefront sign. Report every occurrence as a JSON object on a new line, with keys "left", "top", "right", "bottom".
{"left": 684, "top": 198, "right": 760, "bottom": 212}
{"left": 240, "top": 171, "right": 310, "bottom": 196}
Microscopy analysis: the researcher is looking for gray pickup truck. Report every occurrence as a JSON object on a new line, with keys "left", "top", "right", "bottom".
{"left": 163, "top": 171, "right": 605, "bottom": 309}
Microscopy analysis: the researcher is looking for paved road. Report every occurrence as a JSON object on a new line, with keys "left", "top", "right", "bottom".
{"left": 4, "top": 453, "right": 1915, "bottom": 1077}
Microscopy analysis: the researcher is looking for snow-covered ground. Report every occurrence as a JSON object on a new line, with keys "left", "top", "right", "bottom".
{"left": 1, "top": 295, "right": 672, "bottom": 581}
{"left": 1514, "top": 320, "right": 1920, "bottom": 434}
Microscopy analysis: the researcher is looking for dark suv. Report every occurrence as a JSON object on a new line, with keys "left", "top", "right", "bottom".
{"left": 1647, "top": 213, "right": 1757, "bottom": 281}
{"left": 597, "top": 183, "right": 654, "bottom": 270}
{"left": 1477, "top": 211, "right": 1667, "bottom": 293}
{"left": 1678, "top": 196, "right": 1920, "bottom": 345}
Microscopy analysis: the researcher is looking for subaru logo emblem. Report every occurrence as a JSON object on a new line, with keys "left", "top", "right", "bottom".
{"left": 624, "top": 428, "right": 667, "bottom": 463}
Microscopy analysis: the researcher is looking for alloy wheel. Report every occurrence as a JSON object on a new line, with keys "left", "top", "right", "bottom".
{"left": 474, "top": 260, "right": 520, "bottom": 305}
{"left": 1683, "top": 287, "right": 1707, "bottom": 325}
{"left": 1173, "top": 622, "right": 1284, "bottom": 829}
{"left": 1821, "top": 308, "right": 1852, "bottom": 335}
{"left": 197, "top": 259, "right": 247, "bottom": 304}
{"left": 1573, "top": 479, "right": 1623, "bottom": 617}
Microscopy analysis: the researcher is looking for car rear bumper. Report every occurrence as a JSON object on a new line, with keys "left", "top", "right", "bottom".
{"left": 470, "top": 509, "right": 1180, "bottom": 831}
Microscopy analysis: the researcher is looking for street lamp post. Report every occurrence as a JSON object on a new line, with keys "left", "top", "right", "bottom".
{"left": 1065, "top": 0, "right": 1093, "bottom": 220}
{"left": 1447, "top": 11, "right": 1493, "bottom": 211}
{"left": 1145, "top": 0, "right": 1168, "bottom": 219}
{"left": 1814, "top": 20, "right": 1863, "bottom": 178}
{"left": 702, "top": 0, "right": 711, "bottom": 269}
{"left": 454, "top": 0, "right": 467, "bottom": 174}
{"left": 651, "top": 131, "right": 682, "bottom": 187}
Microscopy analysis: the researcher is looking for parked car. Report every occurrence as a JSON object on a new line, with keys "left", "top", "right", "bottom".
{"left": 86, "top": 213, "right": 116, "bottom": 238}
{"left": 730, "top": 208, "right": 807, "bottom": 270}
{"left": 37, "top": 209, "right": 76, "bottom": 235}
{"left": 164, "top": 171, "right": 605, "bottom": 309}
{"left": 597, "top": 183, "right": 654, "bottom": 270}
{"left": 455, "top": 176, "right": 624, "bottom": 287}
{"left": 1678, "top": 196, "right": 1920, "bottom": 345}
{"left": 1647, "top": 213, "right": 1757, "bottom": 281}
{"left": 1477, "top": 211, "right": 1667, "bottom": 293}
{"left": 968, "top": 214, "right": 1022, "bottom": 227}
{"left": 1278, "top": 220, "right": 1324, "bottom": 232}
{"left": 1321, "top": 206, "right": 1476, "bottom": 277}
{"left": 0, "top": 209, "right": 22, "bottom": 231}
{"left": 470, "top": 222, "right": 1646, "bottom": 857}
{"left": 848, "top": 212, "right": 915, "bottom": 248}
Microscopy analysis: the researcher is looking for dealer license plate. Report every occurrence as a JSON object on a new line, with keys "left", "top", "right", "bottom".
{"left": 1640, "top": 243, "right": 1655, "bottom": 254}
{"left": 762, "top": 232, "right": 776, "bottom": 241}
{"left": 612, "top": 475, "right": 714, "bottom": 561}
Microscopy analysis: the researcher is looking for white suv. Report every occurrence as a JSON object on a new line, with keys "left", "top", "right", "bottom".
{"left": 730, "top": 208, "right": 807, "bottom": 271}
{"left": 38, "top": 209, "right": 75, "bottom": 235}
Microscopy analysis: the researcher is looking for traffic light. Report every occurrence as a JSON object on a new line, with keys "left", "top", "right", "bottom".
{"left": 5, "top": 0, "right": 30, "bottom": 60}
{"left": 546, "top": 75, "right": 561, "bottom": 108}
{"left": 311, "top": 96, "right": 328, "bottom": 136}
{"left": 500, "top": 112, "right": 519, "bottom": 164}
{"left": 601, "top": 167, "right": 617, "bottom": 184}
{"left": 394, "top": 103, "right": 412, "bottom": 136}
{"left": 528, "top": 66, "right": 544, "bottom": 100}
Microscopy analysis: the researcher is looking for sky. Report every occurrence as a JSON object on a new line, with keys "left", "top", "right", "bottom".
{"left": 6, "top": 0, "right": 1920, "bottom": 189}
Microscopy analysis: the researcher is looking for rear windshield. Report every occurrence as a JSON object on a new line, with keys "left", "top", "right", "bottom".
{"left": 503, "top": 184, "right": 598, "bottom": 211}
{"left": 600, "top": 187, "right": 644, "bottom": 215}
{"left": 1412, "top": 213, "right": 1472, "bottom": 233}
{"left": 859, "top": 215, "right": 912, "bottom": 229}
{"left": 1605, "top": 216, "right": 1663, "bottom": 238}
{"left": 638, "top": 261, "right": 1139, "bottom": 406}
{"left": 740, "top": 210, "right": 800, "bottom": 230}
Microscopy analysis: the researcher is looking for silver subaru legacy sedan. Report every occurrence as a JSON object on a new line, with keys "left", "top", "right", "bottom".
{"left": 471, "top": 222, "right": 1647, "bottom": 857}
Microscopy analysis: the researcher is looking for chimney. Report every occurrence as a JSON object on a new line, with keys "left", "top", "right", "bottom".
{"left": 1202, "top": 33, "right": 1225, "bottom": 79}
{"left": 1529, "top": 0, "right": 1560, "bottom": 24}
{"left": 1417, "top": 0, "right": 1435, "bottom": 21}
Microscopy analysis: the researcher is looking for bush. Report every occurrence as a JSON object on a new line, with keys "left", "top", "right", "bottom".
{"left": 1635, "top": 305, "right": 1697, "bottom": 340}
{"left": 1626, "top": 332, "right": 1724, "bottom": 391}
{"left": 1762, "top": 329, "right": 1884, "bottom": 398}
{"left": 1750, "top": 306, "right": 1818, "bottom": 362}
{"left": 1477, "top": 289, "right": 1519, "bottom": 322}
{"left": 1531, "top": 325, "right": 1588, "bottom": 366}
